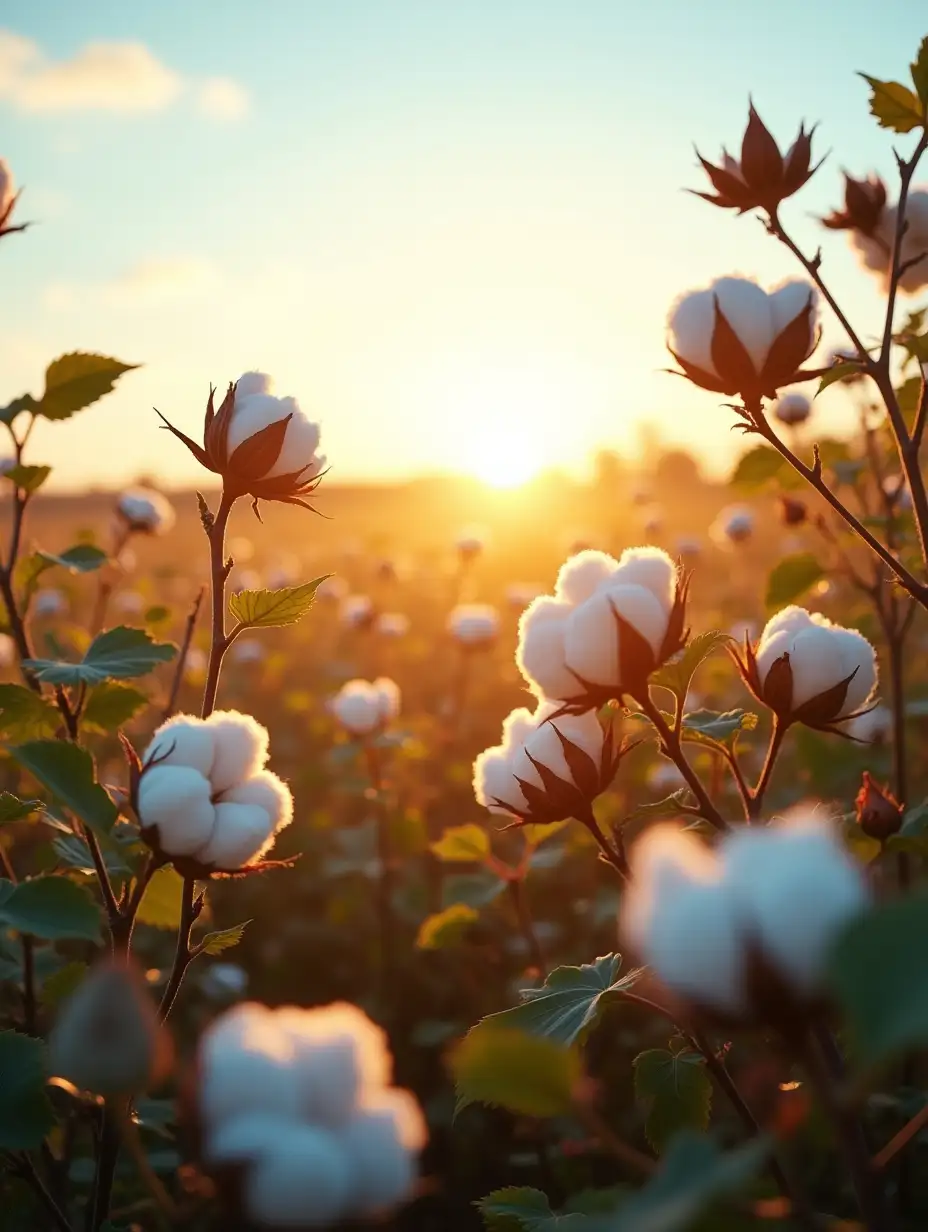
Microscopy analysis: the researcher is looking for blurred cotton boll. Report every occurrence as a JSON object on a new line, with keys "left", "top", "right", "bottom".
{"left": 711, "top": 504, "right": 754, "bottom": 547}
{"left": 375, "top": 612, "right": 409, "bottom": 638}
{"left": 456, "top": 526, "right": 488, "bottom": 561}
{"left": 737, "top": 605, "right": 878, "bottom": 730}
{"left": 114, "top": 590, "right": 145, "bottom": 616}
{"left": 331, "top": 678, "right": 400, "bottom": 736}
{"left": 846, "top": 190, "right": 928, "bottom": 295}
{"left": 196, "top": 1001, "right": 425, "bottom": 1227}
{"left": 646, "top": 759, "right": 686, "bottom": 793}
{"left": 137, "top": 711, "right": 293, "bottom": 872}
{"left": 184, "top": 647, "right": 208, "bottom": 682}
{"left": 675, "top": 535, "right": 703, "bottom": 561}
{"left": 316, "top": 574, "right": 348, "bottom": 603}
{"left": 448, "top": 603, "right": 500, "bottom": 649}
{"left": 34, "top": 588, "right": 67, "bottom": 618}
{"left": 231, "top": 638, "right": 266, "bottom": 665}
{"left": 516, "top": 547, "right": 687, "bottom": 706}
{"left": 115, "top": 486, "right": 175, "bottom": 535}
{"left": 882, "top": 474, "right": 913, "bottom": 511}
{"left": 620, "top": 813, "right": 869, "bottom": 1019}
{"left": 840, "top": 702, "right": 892, "bottom": 744}
{"left": 230, "top": 568, "right": 262, "bottom": 595}
{"left": 0, "top": 633, "right": 16, "bottom": 668}
{"left": 774, "top": 392, "right": 812, "bottom": 427}
{"left": 201, "top": 962, "right": 249, "bottom": 1002}
{"left": 341, "top": 593, "right": 375, "bottom": 630}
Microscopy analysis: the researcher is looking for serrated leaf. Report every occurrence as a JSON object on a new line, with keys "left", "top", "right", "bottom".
{"left": 229, "top": 577, "right": 331, "bottom": 629}
{"left": 198, "top": 920, "right": 251, "bottom": 955}
{"left": 3, "top": 464, "right": 51, "bottom": 494}
{"left": 478, "top": 1187, "right": 553, "bottom": 1232}
{"left": 652, "top": 631, "right": 732, "bottom": 700}
{"left": 0, "top": 791, "right": 44, "bottom": 823}
{"left": 81, "top": 682, "right": 148, "bottom": 734}
{"left": 765, "top": 552, "right": 824, "bottom": 611}
{"left": 12, "top": 740, "right": 117, "bottom": 834}
{"left": 453, "top": 1027, "right": 582, "bottom": 1118}
{"left": 0, "top": 876, "right": 101, "bottom": 940}
{"left": 0, "top": 684, "right": 60, "bottom": 741}
{"left": 0, "top": 1031, "right": 56, "bottom": 1148}
{"left": 729, "top": 445, "right": 785, "bottom": 491}
{"left": 817, "top": 360, "right": 865, "bottom": 393}
{"left": 24, "top": 625, "right": 176, "bottom": 686}
{"left": 634, "top": 1049, "right": 712, "bottom": 1153}
{"left": 859, "top": 74, "right": 925, "bottom": 133}
{"left": 431, "top": 823, "right": 490, "bottom": 863}
{"left": 38, "top": 352, "right": 138, "bottom": 421}
{"left": 416, "top": 903, "right": 479, "bottom": 950}
{"left": 913, "top": 36, "right": 928, "bottom": 108}
{"left": 680, "top": 709, "right": 757, "bottom": 746}
{"left": 0, "top": 393, "right": 38, "bottom": 425}
{"left": 42, "top": 960, "right": 88, "bottom": 1007}
{"left": 135, "top": 866, "right": 186, "bottom": 929}
{"left": 621, "top": 788, "right": 695, "bottom": 826}
{"left": 38, "top": 544, "right": 108, "bottom": 574}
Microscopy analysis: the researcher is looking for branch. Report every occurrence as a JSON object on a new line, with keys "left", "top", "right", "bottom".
{"left": 635, "top": 693, "right": 729, "bottom": 831}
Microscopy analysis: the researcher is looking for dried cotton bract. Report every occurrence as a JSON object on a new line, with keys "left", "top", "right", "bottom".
{"left": 620, "top": 813, "right": 868, "bottom": 1021}
{"left": 136, "top": 711, "right": 293, "bottom": 873}
{"left": 516, "top": 548, "right": 687, "bottom": 709}
{"left": 115, "top": 487, "right": 175, "bottom": 535}
{"left": 693, "top": 104, "right": 819, "bottom": 215}
{"left": 197, "top": 1001, "right": 426, "bottom": 1228}
{"left": 448, "top": 603, "right": 500, "bottom": 649}
{"left": 331, "top": 678, "right": 400, "bottom": 736}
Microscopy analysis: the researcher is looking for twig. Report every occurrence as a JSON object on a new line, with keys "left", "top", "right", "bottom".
{"left": 157, "top": 876, "right": 198, "bottom": 1021}
{"left": 747, "top": 717, "right": 786, "bottom": 821}
{"left": 634, "top": 693, "right": 729, "bottom": 831}
{"left": 161, "top": 587, "right": 204, "bottom": 721}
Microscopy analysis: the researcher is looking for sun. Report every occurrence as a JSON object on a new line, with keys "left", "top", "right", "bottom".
{"left": 472, "top": 427, "right": 546, "bottom": 488}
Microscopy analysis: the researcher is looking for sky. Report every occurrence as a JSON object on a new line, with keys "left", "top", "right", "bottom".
{"left": 0, "top": 0, "right": 925, "bottom": 490}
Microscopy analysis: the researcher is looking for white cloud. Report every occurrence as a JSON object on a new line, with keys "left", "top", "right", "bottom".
{"left": 45, "top": 256, "right": 220, "bottom": 311}
{"left": 197, "top": 77, "right": 249, "bottom": 121}
{"left": 0, "top": 30, "right": 247, "bottom": 119}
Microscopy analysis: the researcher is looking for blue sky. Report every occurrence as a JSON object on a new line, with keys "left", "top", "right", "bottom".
{"left": 0, "top": 1, "right": 925, "bottom": 488}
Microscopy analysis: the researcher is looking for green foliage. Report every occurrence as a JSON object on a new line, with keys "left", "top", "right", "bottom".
{"left": 913, "top": 36, "right": 928, "bottom": 108}
{"left": 633, "top": 1048, "right": 712, "bottom": 1153}
{"left": 42, "top": 960, "right": 88, "bottom": 1007}
{"left": 860, "top": 73, "right": 925, "bottom": 132}
{"left": 478, "top": 1186, "right": 625, "bottom": 1231}
{"left": 0, "top": 684, "right": 60, "bottom": 741}
{"left": 453, "top": 1026, "right": 582, "bottom": 1118}
{"left": 12, "top": 740, "right": 118, "bottom": 834}
{"left": 135, "top": 866, "right": 186, "bottom": 929}
{"left": 442, "top": 870, "right": 506, "bottom": 909}
{"left": 37, "top": 352, "right": 139, "bottom": 421}
{"left": 416, "top": 903, "right": 479, "bottom": 950}
{"left": 24, "top": 624, "right": 176, "bottom": 686}
{"left": 431, "top": 823, "right": 491, "bottom": 862}
{"left": 828, "top": 892, "right": 928, "bottom": 1066}
{"left": 0, "top": 792, "right": 43, "bottom": 823}
{"left": 765, "top": 552, "right": 824, "bottom": 611}
{"left": 81, "top": 682, "right": 148, "bottom": 734}
{"left": 0, "top": 876, "right": 101, "bottom": 940}
{"left": 0, "top": 393, "right": 39, "bottom": 425}
{"left": 652, "top": 631, "right": 732, "bottom": 702}
{"left": 680, "top": 709, "right": 757, "bottom": 748}
{"left": 621, "top": 788, "right": 695, "bottom": 826}
{"left": 198, "top": 921, "right": 251, "bottom": 955}
{"left": 3, "top": 464, "right": 51, "bottom": 495}
{"left": 229, "top": 577, "right": 331, "bottom": 629}
{"left": 817, "top": 360, "right": 865, "bottom": 393}
{"left": 37, "top": 544, "right": 109, "bottom": 573}
{"left": 730, "top": 445, "right": 787, "bottom": 491}
{"left": 0, "top": 1031, "right": 55, "bottom": 1148}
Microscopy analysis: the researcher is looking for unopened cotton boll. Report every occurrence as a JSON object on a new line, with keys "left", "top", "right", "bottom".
{"left": 775, "top": 392, "right": 811, "bottom": 427}
{"left": 448, "top": 603, "right": 499, "bottom": 648}
{"left": 711, "top": 504, "right": 754, "bottom": 547}
{"left": 375, "top": 612, "right": 409, "bottom": 638}
{"left": 331, "top": 678, "right": 400, "bottom": 736}
{"left": 115, "top": 487, "right": 175, "bottom": 535}
{"left": 516, "top": 547, "right": 686, "bottom": 705}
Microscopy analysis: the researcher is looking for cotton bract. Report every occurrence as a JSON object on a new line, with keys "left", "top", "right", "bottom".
{"left": 516, "top": 547, "right": 686, "bottom": 706}
{"left": 331, "top": 678, "right": 400, "bottom": 736}
{"left": 198, "top": 1001, "right": 426, "bottom": 1227}
{"left": 115, "top": 487, "right": 176, "bottom": 535}
{"left": 137, "top": 711, "right": 293, "bottom": 871}
{"left": 620, "top": 813, "right": 868, "bottom": 1018}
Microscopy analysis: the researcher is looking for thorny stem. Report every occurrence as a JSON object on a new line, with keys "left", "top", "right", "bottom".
{"left": 635, "top": 693, "right": 729, "bottom": 831}
{"left": 507, "top": 878, "right": 547, "bottom": 976}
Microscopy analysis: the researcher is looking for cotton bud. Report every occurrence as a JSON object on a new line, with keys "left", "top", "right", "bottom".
{"left": 734, "top": 606, "right": 878, "bottom": 733}
{"left": 774, "top": 393, "right": 811, "bottom": 427}
{"left": 845, "top": 190, "right": 928, "bottom": 295}
{"left": 159, "top": 372, "right": 326, "bottom": 513}
{"left": 136, "top": 710, "right": 293, "bottom": 873}
{"left": 620, "top": 813, "right": 869, "bottom": 1021}
{"left": 34, "top": 588, "right": 66, "bottom": 617}
{"left": 375, "top": 612, "right": 409, "bottom": 638}
{"left": 667, "top": 276, "right": 820, "bottom": 401}
{"left": 49, "top": 960, "right": 172, "bottom": 1097}
{"left": 331, "top": 678, "right": 400, "bottom": 736}
{"left": 0, "top": 158, "right": 24, "bottom": 236}
{"left": 474, "top": 700, "right": 627, "bottom": 828}
{"left": 778, "top": 496, "right": 807, "bottom": 527}
{"left": 115, "top": 486, "right": 175, "bottom": 535}
{"left": 456, "top": 526, "right": 488, "bottom": 561}
{"left": 822, "top": 172, "right": 887, "bottom": 237}
{"left": 341, "top": 594, "right": 375, "bottom": 630}
{"left": 196, "top": 1001, "right": 425, "bottom": 1228}
{"left": 517, "top": 547, "right": 687, "bottom": 709}
{"left": 0, "top": 632, "right": 16, "bottom": 668}
{"left": 448, "top": 603, "right": 499, "bottom": 649}
{"left": 855, "top": 772, "right": 903, "bottom": 842}
{"left": 692, "top": 104, "right": 819, "bottom": 214}
{"left": 711, "top": 504, "right": 754, "bottom": 547}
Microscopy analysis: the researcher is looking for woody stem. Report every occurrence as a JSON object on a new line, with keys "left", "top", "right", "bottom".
{"left": 201, "top": 491, "right": 235, "bottom": 720}
{"left": 748, "top": 717, "right": 786, "bottom": 820}
{"left": 635, "top": 693, "right": 729, "bottom": 832}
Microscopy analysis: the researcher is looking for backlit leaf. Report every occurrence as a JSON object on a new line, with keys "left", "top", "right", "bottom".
{"left": 229, "top": 578, "right": 331, "bottom": 629}
{"left": 38, "top": 352, "right": 139, "bottom": 421}
{"left": 431, "top": 823, "right": 490, "bottom": 863}
{"left": 416, "top": 903, "right": 479, "bottom": 950}
{"left": 453, "top": 1026, "right": 582, "bottom": 1118}
{"left": 859, "top": 74, "right": 925, "bottom": 133}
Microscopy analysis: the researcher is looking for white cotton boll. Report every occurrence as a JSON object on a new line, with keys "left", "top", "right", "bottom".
{"left": 376, "top": 612, "right": 409, "bottom": 637}
{"left": 207, "top": 1110, "right": 291, "bottom": 1164}
{"left": 514, "top": 708, "right": 604, "bottom": 788}
{"left": 245, "top": 1126, "right": 351, "bottom": 1228}
{"left": 712, "top": 505, "right": 754, "bottom": 546}
{"left": 339, "top": 1106, "right": 418, "bottom": 1217}
{"left": 205, "top": 710, "right": 269, "bottom": 794}
{"left": 331, "top": 682, "right": 380, "bottom": 735}
{"left": 712, "top": 277, "right": 776, "bottom": 369}
{"left": 341, "top": 594, "right": 374, "bottom": 628}
{"left": 200, "top": 1024, "right": 302, "bottom": 1131}
{"left": 221, "top": 769, "right": 293, "bottom": 833}
{"left": 555, "top": 550, "right": 619, "bottom": 606}
{"left": 137, "top": 765, "right": 217, "bottom": 856}
{"left": 372, "top": 677, "right": 401, "bottom": 723}
{"left": 564, "top": 584, "right": 667, "bottom": 685}
{"left": 34, "top": 589, "right": 66, "bottom": 617}
{"left": 781, "top": 626, "right": 848, "bottom": 709}
{"left": 841, "top": 703, "right": 891, "bottom": 743}
{"left": 235, "top": 371, "right": 274, "bottom": 399}
{"left": 144, "top": 715, "right": 216, "bottom": 776}
{"left": 826, "top": 625, "right": 877, "bottom": 714}
{"left": 201, "top": 962, "right": 249, "bottom": 1001}
{"left": 473, "top": 745, "right": 528, "bottom": 814}
{"left": 667, "top": 286, "right": 718, "bottom": 374}
{"left": 231, "top": 637, "right": 265, "bottom": 665}
{"left": 613, "top": 548, "right": 677, "bottom": 616}
{"left": 775, "top": 392, "right": 811, "bottom": 426}
{"left": 116, "top": 487, "right": 175, "bottom": 535}
{"left": 448, "top": 603, "right": 500, "bottom": 646}
{"left": 227, "top": 384, "right": 322, "bottom": 482}
{"left": 195, "top": 801, "right": 274, "bottom": 869}
{"left": 517, "top": 597, "right": 576, "bottom": 700}
{"left": 769, "top": 280, "right": 816, "bottom": 338}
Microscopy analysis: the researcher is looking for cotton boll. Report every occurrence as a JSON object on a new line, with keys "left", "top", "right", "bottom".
{"left": 829, "top": 625, "right": 878, "bottom": 714}
{"left": 221, "top": 770, "right": 293, "bottom": 834}
{"left": 144, "top": 715, "right": 216, "bottom": 776}
{"left": 235, "top": 372, "right": 274, "bottom": 399}
{"left": 563, "top": 585, "right": 666, "bottom": 685}
{"left": 473, "top": 744, "right": 529, "bottom": 814}
{"left": 376, "top": 612, "right": 410, "bottom": 637}
{"left": 555, "top": 550, "right": 618, "bottom": 605}
{"left": 201, "top": 962, "right": 249, "bottom": 1001}
{"left": 200, "top": 1017, "right": 302, "bottom": 1130}
{"left": 517, "top": 597, "right": 577, "bottom": 700}
{"left": 373, "top": 677, "right": 401, "bottom": 722}
{"left": 339, "top": 1106, "right": 418, "bottom": 1216}
{"left": 34, "top": 589, "right": 66, "bottom": 617}
{"left": 713, "top": 278, "right": 777, "bottom": 369}
{"left": 207, "top": 1110, "right": 292, "bottom": 1164}
{"left": 205, "top": 711, "right": 269, "bottom": 793}
{"left": 613, "top": 548, "right": 676, "bottom": 615}
{"left": 245, "top": 1126, "right": 351, "bottom": 1228}
{"left": 779, "top": 626, "right": 848, "bottom": 709}
{"left": 447, "top": 603, "right": 499, "bottom": 646}
{"left": 196, "top": 802, "right": 275, "bottom": 869}
{"left": 667, "top": 286, "right": 718, "bottom": 374}
{"left": 137, "top": 766, "right": 217, "bottom": 856}
{"left": 841, "top": 703, "right": 891, "bottom": 743}
{"left": 116, "top": 487, "right": 175, "bottom": 535}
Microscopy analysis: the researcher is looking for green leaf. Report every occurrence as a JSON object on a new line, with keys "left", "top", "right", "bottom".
{"left": 416, "top": 903, "right": 479, "bottom": 950}
{"left": 135, "top": 866, "right": 186, "bottom": 929}
{"left": 12, "top": 740, "right": 117, "bottom": 834}
{"left": 896, "top": 375, "right": 922, "bottom": 418}
{"left": 442, "top": 871, "right": 506, "bottom": 910}
{"left": 38, "top": 353, "right": 139, "bottom": 421}
{"left": 827, "top": 892, "right": 928, "bottom": 1066}
{"left": 0, "top": 791, "right": 44, "bottom": 823}
{"left": 453, "top": 1027, "right": 582, "bottom": 1118}
{"left": 431, "top": 823, "right": 490, "bottom": 863}
{"left": 197, "top": 920, "right": 251, "bottom": 955}
{"left": 42, "top": 960, "right": 88, "bottom": 1007}
{"left": 680, "top": 709, "right": 757, "bottom": 747}
{"left": 818, "top": 360, "right": 865, "bottom": 393}
{"left": 621, "top": 788, "right": 695, "bottom": 826}
{"left": 3, "top": 464, "right": 51, "bottom": 495}
{"left": 81, "top": 682, "right": 148, "bottom": 734}
{"left": 912, "top": 36, "right": 928, "bottom": 108}
{"left": 652, "top": 631, "right": 732, "bottom": 701}
{"left": 37, "top": 544, "right": 108, "bottom": 574}
{"left": 24, "top": 625, "right": 176, "bottom": 686}
{"left": 634, "top": 1049, "right": 712, "bottom": 1153}
{"left": 729, "top": 445, "right": 785, "bottom": 491}
{"left": 0, "top": 1031, "right": 55, "bottom": 1148}
{"left": 467, "top": 954, "right": 640, "bottom": 1048}
{"left": 229, "top": 577, "right": 331, "bottom": 629}
{"left": 478, "top": 1188, "right": 553, "bottom": 1232}
{"left": 0, "top": 393, "right": 38, "bottom": 425}
{"left": 0, "top": 684, "right": 59, "bottom": 741}
{"left": 765, "top": 552, "right": 824, "bottom": 611}
{"left": 0, "top": 876, "right": 101, "bottom": 940}
{"left": 859, "top": 74, "right": 925, "bottom": 133}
